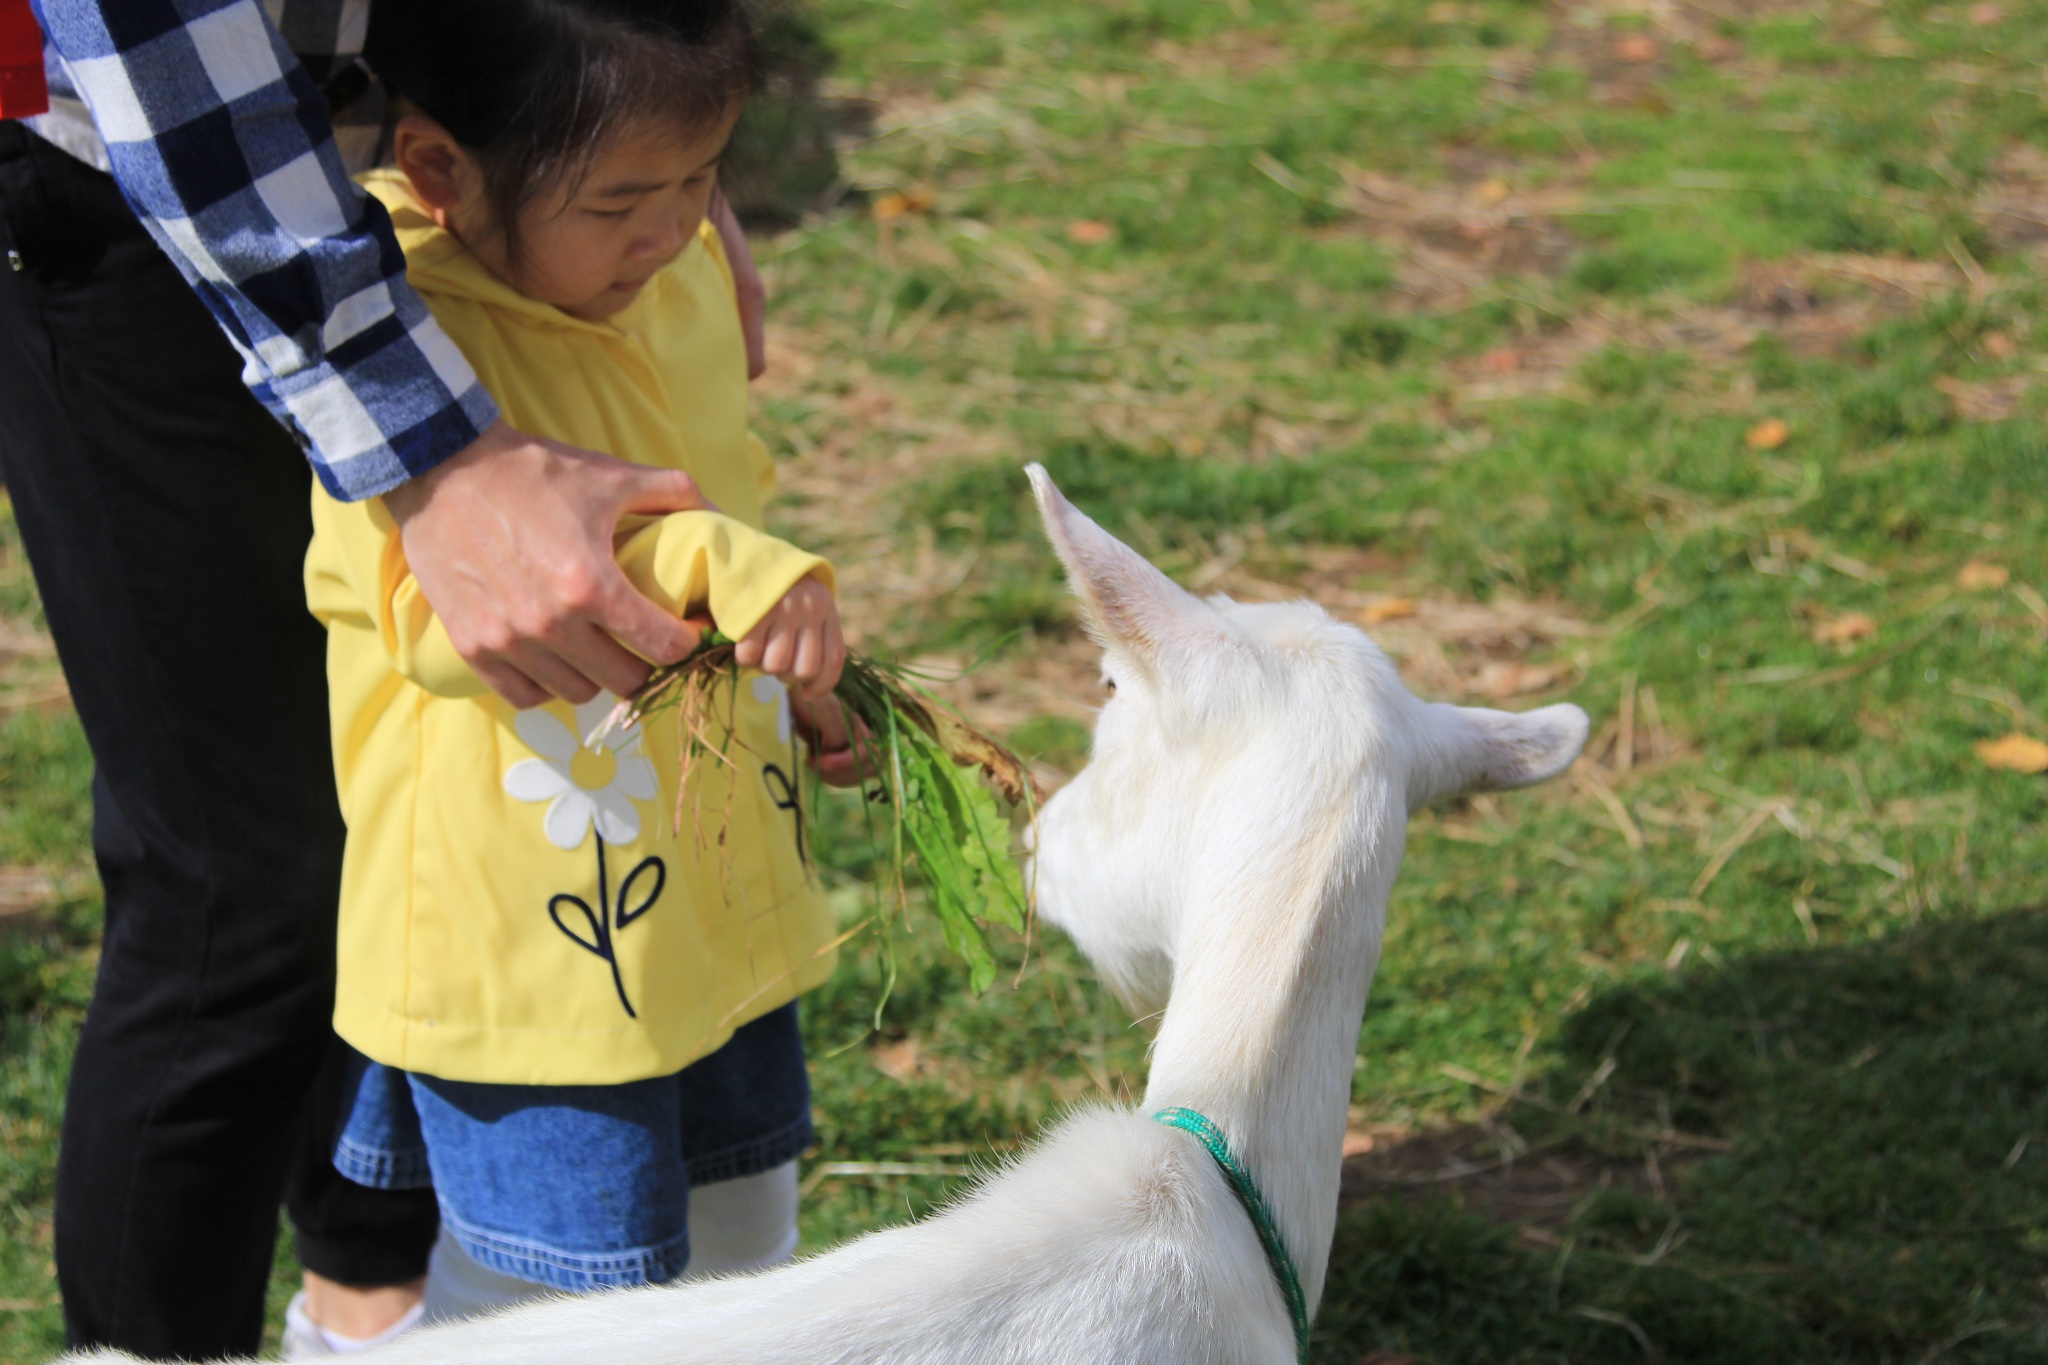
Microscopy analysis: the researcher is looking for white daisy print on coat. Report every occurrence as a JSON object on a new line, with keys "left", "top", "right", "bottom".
{"left": 504, "top": 692, "right": 659, "bottom": 851}
{"left": 503, "top": 692, "right": 667, "bottom": 1019}
{"left": 751, "top": 674, "right": 793, "bottom": 744}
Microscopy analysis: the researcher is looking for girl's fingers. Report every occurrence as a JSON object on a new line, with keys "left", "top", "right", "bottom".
{"left": 820, "top": 613, "right": 847, "bottom": 694}
{"left": 735, "top": 582, "right": 845, "bottom": 696}
{"left": 792, "top": 625, "right": 821, "bottom": 692}
{"left": 792, "top": 605, "right": 843, "bottom": 700}
{"left": 758, "top": 625, "right": 792, "bottom": 679}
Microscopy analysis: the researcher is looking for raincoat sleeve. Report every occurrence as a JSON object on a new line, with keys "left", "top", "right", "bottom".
{"left": 306, "top": 499, "right": 833, "bottom": 699}
{"left": 612, "top": 511, "right": 832, "bottom": 633}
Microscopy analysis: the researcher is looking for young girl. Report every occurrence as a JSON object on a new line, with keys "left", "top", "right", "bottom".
{"left": 297, "top": 0, "right": 853, "bottom": 1341}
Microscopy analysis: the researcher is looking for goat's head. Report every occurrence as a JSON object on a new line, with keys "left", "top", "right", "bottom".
{"left": 1025, "top": 465, "right": 1589, "bottom": 1014}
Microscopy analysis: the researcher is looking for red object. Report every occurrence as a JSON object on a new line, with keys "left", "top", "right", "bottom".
{"left": 0, "top": 0, "right": 49, "bottom": 120}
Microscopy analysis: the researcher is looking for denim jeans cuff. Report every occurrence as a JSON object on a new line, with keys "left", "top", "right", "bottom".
{"left": 439, "top": 1204, "right": 690, "bottom": 1291}
{"left": 686, "top": 1111, "right": 814, "bottom": 1188}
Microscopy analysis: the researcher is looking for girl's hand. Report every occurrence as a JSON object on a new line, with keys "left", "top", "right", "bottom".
{"left": 790, "top": 694, "right": 875, "bottom": 788}
{"left": 734, "top": 574, "right": 844, "bottom": 700}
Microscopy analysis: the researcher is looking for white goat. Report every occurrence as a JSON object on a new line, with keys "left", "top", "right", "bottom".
{"left": 63, "top": 466, "right": 1585, "bottom": 1365}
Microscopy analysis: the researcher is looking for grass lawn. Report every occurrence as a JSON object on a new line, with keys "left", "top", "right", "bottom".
{"left": 5, "top": 0, "right": 2048, "bottom": 1359}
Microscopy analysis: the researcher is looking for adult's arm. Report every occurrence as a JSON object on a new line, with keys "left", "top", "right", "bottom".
{"left": 34, "top": 0, "right": 705, "bottom": 703}
{"left": 35, "top": 0, "right": 494, "bottom": 498}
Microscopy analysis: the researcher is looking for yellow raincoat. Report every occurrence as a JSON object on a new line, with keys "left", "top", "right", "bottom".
{"left": 304, "top": 171, "right": 838, "bottom": 1085}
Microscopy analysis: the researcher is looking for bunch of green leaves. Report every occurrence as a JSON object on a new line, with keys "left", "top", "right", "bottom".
{"left": 610, "top": 632, "right": 1037, "bottom": 993}
{"left": 832, "top": 651, "right": 1032, "bottom": 991}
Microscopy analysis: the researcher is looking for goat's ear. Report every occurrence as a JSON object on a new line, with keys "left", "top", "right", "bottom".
{"left": 1027, "top": 463, "right": 1219, "bottom": 675}
{"left": 1414, "top": 702, "right": 1589, "bottom": 805}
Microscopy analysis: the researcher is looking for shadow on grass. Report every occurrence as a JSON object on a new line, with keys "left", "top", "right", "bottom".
{"left": 1319, "top": 908, "right": 2048, "bottom": 1365}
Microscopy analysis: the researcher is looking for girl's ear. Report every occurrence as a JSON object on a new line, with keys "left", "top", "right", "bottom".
{"left": 390, "top": 112, "right": 475, "bottom": 228}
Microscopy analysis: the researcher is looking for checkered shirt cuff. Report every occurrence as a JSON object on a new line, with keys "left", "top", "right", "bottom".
{"left": 34, "top": 0, "right": 497, "bottom": 498}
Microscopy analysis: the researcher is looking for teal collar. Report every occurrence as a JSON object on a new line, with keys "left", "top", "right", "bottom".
{"left": 1153, "top": 1107, "right": 1310, "bottom": 1361}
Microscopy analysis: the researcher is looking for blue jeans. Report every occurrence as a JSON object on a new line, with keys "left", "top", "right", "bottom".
{"left": 333, "top": 1004, "right": 811, "bottom": 1291}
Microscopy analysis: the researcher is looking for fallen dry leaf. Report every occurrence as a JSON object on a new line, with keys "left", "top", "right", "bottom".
{"left": 1471, "top": 660, "right": 1564, "bottom": 698}
{"left": 1358, "top": 597, "right": 1419, "bottom": 625}
{"left": 1480, "top": 347, "right": 1521, "bottom": 374}
{"left": 873, "top": 188, "right": 935, "bottom": 221}
{"left": 1812, "top": 612, "right": 1877, "bottom": 646}
{"left": 1066, "top": 220, "right": 1114, "bottom": 244}
{"left": 1958, "top": 561, "right": 2011, "bottom": 590}
{"left": 1476, "top": 178, "right": 1511, "bottom": 204}
{"left": 1977, "top": 733, "right": 2048, "bottom": 773}
{"left": 1746, "top": 417, "right": 1791, "bottom": 450}
{"left": 870, "top": 1036, "right": 926, "bottom": 1081}
{"left": 1984, "top": 331, "right": 2019, "bottom": 360}
{"left": 1342, "top": 1129, "right": 1378, "bottom": 1157}
{"left": 1970, "top": 1, "right": 2004, "bottom": 23}
{"left": 1613, "top": 34, "right": 1660, "bottom": 62}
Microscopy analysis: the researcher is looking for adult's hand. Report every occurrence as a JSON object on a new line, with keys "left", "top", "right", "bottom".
{"left": 707, "top": 187, "right": 768, "bottom": 380}
{"left": 384, "top": 421, "right": 710, "bottom": 708}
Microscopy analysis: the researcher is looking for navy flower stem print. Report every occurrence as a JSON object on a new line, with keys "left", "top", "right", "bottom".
{"left": 762, "top": 762, "right": 807, "bottom": 868}
{"left": 548, "top": 833, "right": 666, "bottom": 1017}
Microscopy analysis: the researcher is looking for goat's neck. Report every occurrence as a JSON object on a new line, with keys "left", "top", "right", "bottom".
{"left": 1140, "top": 795, "right": 1396, "bottom": 1310}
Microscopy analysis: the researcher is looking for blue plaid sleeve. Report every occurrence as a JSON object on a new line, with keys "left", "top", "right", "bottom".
{"left": 31, "top": 0, "right": 499, "bottom": 500}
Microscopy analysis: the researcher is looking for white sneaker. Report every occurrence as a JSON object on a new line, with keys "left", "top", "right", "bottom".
{"left": 281, "top": 1290, "right": 425, "bottom": 1359}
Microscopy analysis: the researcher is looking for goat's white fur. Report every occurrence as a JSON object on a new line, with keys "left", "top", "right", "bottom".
{"left": 60, "top": 467, "right": 1585, "bottom": 1365}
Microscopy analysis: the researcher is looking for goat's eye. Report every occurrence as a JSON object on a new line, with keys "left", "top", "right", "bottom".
{"left": 1102, "top": 676, "right": 1117, "bottom": 695}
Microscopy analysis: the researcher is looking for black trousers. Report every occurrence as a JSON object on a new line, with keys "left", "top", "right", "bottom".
{"left": 0, "top": 121, "right": 438, "bottom": 1359}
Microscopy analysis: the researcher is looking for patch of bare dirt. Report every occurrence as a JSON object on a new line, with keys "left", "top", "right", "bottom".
{"left": 1335, "top": 165, "right": 1585, "bottom": 310}
{"left": 1343, "top": 165, "right": 1581, "bottom": 306}
{"left": 1147, "top": 32, "right": 1294, "bottom": 79}
{"left": 1936, "top": 372, "right": 2036, "bottom": 422}
{"left": 1210, "top": 553, "right": 1604, "bottom": 703}
{"left": 1394, "top": 249, "right": 1977, "bottom": 407}
{"left": 1328, "top": 136, "right": 1967, "bottom": 379}
{"left": 1725, "top": 258, "right": 1923, "bottom": 362}
{"left": 0, "top": 866, "right": 60, "bottom": 937}
{"left": 1339, "top": 1119, "right": 1688, "bottom": 1248}
{"left": 0, "top": 611, "right": 66, "bottom": 717}
{"left": 1544, "top": 5, "right": 1677, "bottom": 110}
{"left": 1977, "top": 142, "right": 2048, "bottom": 256}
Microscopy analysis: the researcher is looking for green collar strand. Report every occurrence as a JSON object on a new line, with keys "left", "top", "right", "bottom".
{"left": 1152, "top": 1106, "right": 1311, "bottom": 1361}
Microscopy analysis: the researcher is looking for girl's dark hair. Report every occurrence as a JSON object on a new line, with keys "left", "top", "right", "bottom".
{"left": 366, "top": 0, "right": 759, "bottom": 237}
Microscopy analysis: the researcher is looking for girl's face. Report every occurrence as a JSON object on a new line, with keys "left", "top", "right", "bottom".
{"left": 397, "top": 109, "right": 743, "bottom": 321}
